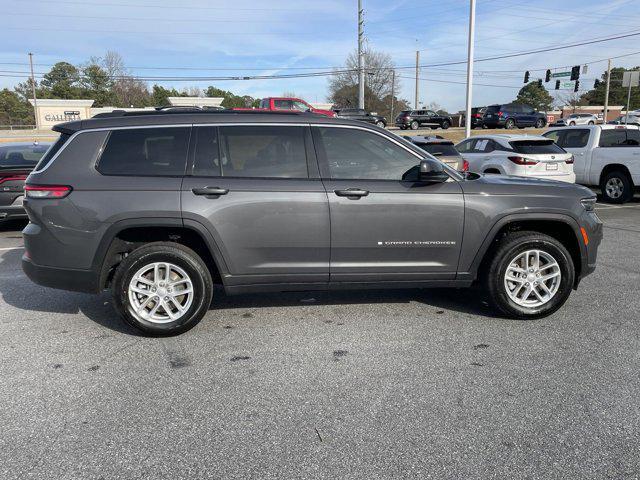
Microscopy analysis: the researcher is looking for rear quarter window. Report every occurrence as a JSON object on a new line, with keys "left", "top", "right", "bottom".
{"left": 33, "top": 134, "right": 70, "bottom": 171}
{"left": 97, "top": 127, "right": 190, "bottom": 176}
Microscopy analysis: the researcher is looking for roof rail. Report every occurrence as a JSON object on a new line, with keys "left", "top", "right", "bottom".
{"left": 91, "top": 108, "right": 313, "bottom": 119}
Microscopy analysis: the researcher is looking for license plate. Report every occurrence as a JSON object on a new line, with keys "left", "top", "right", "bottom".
{"left": 486, "top": 114, "right": 493, "bottom": 118}
{"left": 546, "top": 163, "right": 558, "bottom": 171}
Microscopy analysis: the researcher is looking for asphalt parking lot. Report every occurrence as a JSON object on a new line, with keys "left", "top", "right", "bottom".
{"left": 1, "top": 199, "right": 639, "bottom": 479}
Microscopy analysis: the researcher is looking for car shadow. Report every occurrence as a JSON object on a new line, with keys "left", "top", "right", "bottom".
{"left": 1, "top": 237, "right": 499, "bottom": 336}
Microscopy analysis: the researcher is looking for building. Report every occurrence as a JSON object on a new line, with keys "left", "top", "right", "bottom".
{"left": 29, "top": 97, "right": 225, "bottom": 130}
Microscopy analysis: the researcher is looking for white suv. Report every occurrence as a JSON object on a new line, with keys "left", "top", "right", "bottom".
{"left": 456, "top": 134, "right": 575, "bottom": 183}
{"left": 553, "top": 113, "right": 598, "bottom": 127}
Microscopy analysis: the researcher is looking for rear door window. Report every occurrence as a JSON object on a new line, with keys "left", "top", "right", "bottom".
{"left": 192, "top": 126, "right": 221, "bottom": 176}
{"left": 510, "top": 140, "right": 565, "bottom": 154}
{"left": 97, "top": 127, "right": 190, "bottom": 176}
{"left": 456, "top": 139, "right": 476, "bottom": 153}
{"left": 599, "top": 129, "right": 629, "bottom": 147}
{"left": 218, "top": 125, "right": 308, "bottom": 178}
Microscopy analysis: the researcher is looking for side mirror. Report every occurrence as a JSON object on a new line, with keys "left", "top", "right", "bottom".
{"left": 419, "top": 159, "right": 449, "bottom": 183}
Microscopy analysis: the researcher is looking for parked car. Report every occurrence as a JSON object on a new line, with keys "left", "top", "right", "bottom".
{"left": 0, "top": 141, "right": 51, "bottom": 223}
{"left": 552, "top": 113, "right": 598, "bottom": 127}
{"left": 335, "top": 108, "right": 387, "bottom": 127}
{"left": 249, "top": 97, "right": 335, "bottom": 117}
{"left": 482, "top": 104, "right": 547, "bottom": 129}
{"left": 456, "top": 134, "right": 575, "bottom": 183}
{"left": 22, "top": 109, "right": 601, "bottom": 335}
{"left": 543, "top": 125, "right": 640, "bottom": 203}
{"left": 462, "top": 107, "right": 486, "bottom": 129}
{"left": 607, "top": 114, "right": 640, "bottom": 126}
{"left": 403, "top": 135, "right": 468, "bottom": 171}
{"left": 395, "top": 109, "right": 453, "bottom": 130}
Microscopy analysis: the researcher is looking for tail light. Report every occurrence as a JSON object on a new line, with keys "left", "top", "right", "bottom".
{"left": 0, "top": 175, "right": 28, "bottom": 185}
{"left": 508, "top": 156, "right": 538, "bottom": 166}
{"left": 462, "top": 159, "right": 469, "bottom": 172}
{"left": 24, "top": 185, "right": 72, "bottom": 199}
{"left": 497, "top": 111, "right": 504, "bottom": 117}
{"left": 472, "top": 113, "right": 481, "bottom": 118}
{"left": 565, "top": 155, "right": 575, "bottom": 164}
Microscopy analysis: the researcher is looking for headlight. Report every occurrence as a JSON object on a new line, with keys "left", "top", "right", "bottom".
{"left": 581, "top": 197, "right": 596, "bottom": 212}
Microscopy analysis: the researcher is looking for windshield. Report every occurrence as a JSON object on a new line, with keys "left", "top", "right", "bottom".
{"left": 0, "top": 144, "right": 50, "bottom": 169}
{"left": 510, "top": 140, "right": 565, "bottom": 154}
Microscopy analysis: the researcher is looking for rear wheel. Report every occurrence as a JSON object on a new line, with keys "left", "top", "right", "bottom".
{"left": 601, "top": 170, "right": 633, "bottom": 203}
{"left": 441, "top": 120, "right": 451, "bottom": 129}
{"left": 484, "top": 232, "right": 574, "bottom": 319}
{"left": 588, "top": 121, "right": 595, "bottom": 125}
{"left": 569, "top": 121, "right": 576, "bottom": 126}
{"left": 535, "top": 118, "right": 545, "bottom": 128}
{"left": 112, "top": 242, "right": 213, "bottom": 336}
{"left": 410, "top": 120, "right": 419, "bottom": 130}
{"left": 505, "top": 119, "right": 516, "bottom": 129}
{"left": 375, "top": 120, "right": 386, "bottom": 128}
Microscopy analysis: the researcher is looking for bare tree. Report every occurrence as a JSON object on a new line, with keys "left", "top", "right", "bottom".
{"left": 555, "top": 91, "right": 586, "bottom": 114}
{"left": 329, "top": 48, "right": 396, "bottom": 106}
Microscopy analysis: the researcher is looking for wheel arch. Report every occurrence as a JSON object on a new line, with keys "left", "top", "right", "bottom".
{"left": 467, "top": 214, "right": 585, "bottom": 288}
{"left": 94, "top": 218, "right": 229, "bottom": 290}
{"left": 599, "top": 164, "right": 634, "bottom": 187}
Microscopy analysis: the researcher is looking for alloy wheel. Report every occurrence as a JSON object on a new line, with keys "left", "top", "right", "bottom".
{"left": 504, "top": 249, "right": 561, "bottom": 308}
{"left": 127, "top": 262, "right": 194, "bottom": 323}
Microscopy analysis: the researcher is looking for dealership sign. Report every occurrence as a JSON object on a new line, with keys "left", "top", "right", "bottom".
{"left": 44, "top": 110, "right": 81, "bottom": 122}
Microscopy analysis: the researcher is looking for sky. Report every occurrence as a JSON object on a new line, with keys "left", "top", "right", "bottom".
{"left": 0, "top": 0, "right": 639, "bottom": 112}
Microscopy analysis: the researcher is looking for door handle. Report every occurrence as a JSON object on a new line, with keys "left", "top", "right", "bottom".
{"left": 334, "top": 188, "right": 369, "bottom": 197}
{"left": 192, "top": 186, "right": 229, "bottom": 196}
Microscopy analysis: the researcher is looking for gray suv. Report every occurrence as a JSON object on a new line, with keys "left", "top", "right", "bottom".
{"left": 22, "top": 110, "right": 602, "bottom": 335}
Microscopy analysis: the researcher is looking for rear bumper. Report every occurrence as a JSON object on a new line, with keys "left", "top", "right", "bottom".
{"left": 482, "top": 118, "right": 506, "bottom": 128}
{"left": 0, "top": 205, "right": 27, "bottom": 221}
{"left": 22, "top": 255, "right": 100, "bottom": 294}
{"left": 528, "top": 172, "right": 576, "bottom": 183}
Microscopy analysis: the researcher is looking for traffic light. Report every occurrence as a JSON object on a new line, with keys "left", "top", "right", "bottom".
{"left": 524, "top": 71, "right": 530, "bottom": 83}
{"left": 570, "top": 65, "right": 580, "bottom": 81}
{"left": 545, "top": 69, "right": 551, "bottom": 82}
{"left": 537, "top": 79, "right": 543, "bottom": 87}
{"left": 594, "top": 79, "right": 601, "bottom": 89}
{"left": 574, "top": 80, "right": 580, "bottom": 93}
{"left": 555, "top": 80, "right": 560, "bottom": 90}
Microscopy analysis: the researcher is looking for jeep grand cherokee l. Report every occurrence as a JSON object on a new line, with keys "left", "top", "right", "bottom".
{"left": 22, "top": 110, "right": 602, "bottom": 335}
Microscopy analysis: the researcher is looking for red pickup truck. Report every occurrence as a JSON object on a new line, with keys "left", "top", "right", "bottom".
{"left": 238, "top": 97, "right": 335, "bottom": 117}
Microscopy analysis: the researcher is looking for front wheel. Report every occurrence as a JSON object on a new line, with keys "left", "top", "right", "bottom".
{"left": 505, "top": 119, "right": 516, "bottom": 129}
{"left": 410, "top": 120, "right": 419, "bottom": 130}
{"left": 484, "top": 232, "right": 574, "bottom": 319}
{"left": 112, "top": 242, "right": 213, "bottom": 336}
{"left": 535, "top": 118, "right": 545, "bottom": 128}
{"left": 375, "top": 121, "right": 386, "bottom": 128}
{"left": 441, "top": 120, "right": 450, "bottom": 129}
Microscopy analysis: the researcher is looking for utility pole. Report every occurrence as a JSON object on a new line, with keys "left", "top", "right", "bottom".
{"left": 390, "top": 69, "right": 396, "bottom": 122}
{"left": 414, "top": 50, "right": 420, "bottom": 109}
{"left": 357, "top": 0, "right": 365, "bottom": 109}
{"left": 28, "top": 52, "right": 39, "bottom": 131}
{"left": 603, "top": 58, "right": 611, "bottom": 123}
{"left": 464, "top": 0, "right": 476, "bottom": 138}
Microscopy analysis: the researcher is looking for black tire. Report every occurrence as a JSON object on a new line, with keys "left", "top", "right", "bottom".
{"left": 484, "top": 231, "right": 575, "bottom": 319}
{"left": 505, "top": 119, "right": 516, "bottom": 129}
{"left": 112, "top": 242, "right": 213, "bottom": 336}
{"left": 410, "top": 120, "right": 419, "bottom": 130}
{"left": 376, "top": 121, "right": 386, "bottom": 128}
{"left": 569, "top": 121, "right": 576, "bottom": 126}
{"left": 600, "top": 170, "right": 633, "bottom": 204}
{"left": 535, "top": 118, "right": 545, "bottom": 128}
{"left": 441, "top": 120, "right": 451, "bottom": 129}
{"left": 588, "top": 121, "right": 595, "bottom": 125}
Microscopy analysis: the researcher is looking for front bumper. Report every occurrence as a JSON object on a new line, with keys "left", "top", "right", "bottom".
{"left": 22, "top": 255, "right": 100, "bottom": 293}
{"left": 577, "top": 211, "right": 603, "bottom": 284}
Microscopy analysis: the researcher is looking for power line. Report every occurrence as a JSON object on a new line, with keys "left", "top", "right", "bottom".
{"left": 22, "top": 0, "right": 311, "bottom": 11}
